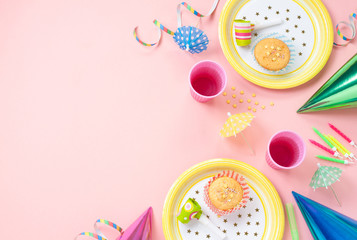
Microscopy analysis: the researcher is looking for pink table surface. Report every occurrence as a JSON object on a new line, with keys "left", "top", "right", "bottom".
{"left": 0, "top": 0, "right": 356, "bottom": 239}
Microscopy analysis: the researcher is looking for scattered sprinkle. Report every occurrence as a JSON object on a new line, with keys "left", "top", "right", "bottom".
{"left": 262, "top": 105, "right": 266, "bottom": 109}
{"left": 226, "top": 100, "right": 231, "bottom": 104}
{"left": 247, "top": 99, "right": 251, "bottom": 103}
{"left": 248, "top": 106, "right": 252, "bottom": 110}
{"left": 240, "top": 90, "right": 244, "bottom": 95}
{"left": 270, "top": 102, "right": 274, "bottom": 106}
{"left": 231, "top": 86, "right": 236, "bottom": 91}
{"left": 252, "top": 93, "right": 256, "bottom": 97}
{"left": 232, "top": 94, "right": 236, "bottom": 98}
{"left": 264, "top": 45, "right": 268, "bottom": 49}
{"left": 255, "top": 101, "right": 259, "bottom": 105}
{"left": 233, "top": 104, "right": 237, "bottom": 108}
{"left": 253, "top": 108, "right": 257, "bottom": 112}
{"left": 277, "top": 47, "right": 281, "bottom": 50}
{"left": 239, "top": 99, "right": 244, "bottom": 103}
{"left": 223, "top": 92, "right": 227, "bottom": 96}
{"left": 270, "top": 45, "right": 275, "bottom": 49}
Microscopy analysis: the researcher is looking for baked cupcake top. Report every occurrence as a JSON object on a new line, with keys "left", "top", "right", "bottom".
{"left": 254, "top": 38, "right": 290, "bottom": 71}
{"left": 208, "top": 177, "right": 243, "bottom": 211}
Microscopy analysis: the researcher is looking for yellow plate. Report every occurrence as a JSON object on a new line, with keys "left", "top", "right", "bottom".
{"left": 219, "top": 0, "right": 333, "bottom": 89}
{"left": 162, "top": 159, "right": 285, "bottom": 239}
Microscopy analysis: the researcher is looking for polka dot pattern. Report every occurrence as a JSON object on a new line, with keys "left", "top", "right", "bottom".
{"left": 309, "top": 165, "right": 342, "bottom": 190}
{"left": 220, "top": 112, "right": 255, "bottom": 137}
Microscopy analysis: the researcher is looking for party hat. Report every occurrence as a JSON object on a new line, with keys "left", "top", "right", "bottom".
{"left": 297, "top": 53, "right": 357, "bottom": 113}
{"left": 118, "top": 207, "right": 152, "bottom": 240}
{"left": 292, "top": 191, "right": 357, "bottom": 239}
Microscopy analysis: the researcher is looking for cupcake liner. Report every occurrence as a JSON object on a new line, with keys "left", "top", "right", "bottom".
{"left": 204, "top": 170, "right": 250, "bottom": 216}
{"left": 249, "top": 32, "right": 296, "bottom": 74}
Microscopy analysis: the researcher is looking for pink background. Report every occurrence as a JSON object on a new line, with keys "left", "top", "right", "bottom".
{"left": 0, "top": 0, "right": 356, "bottom": 239}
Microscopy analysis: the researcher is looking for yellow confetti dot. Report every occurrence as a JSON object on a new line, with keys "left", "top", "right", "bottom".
{"left": 271, "top": 45, "right": 275, "bottom": 49}
{"left": 253, "top": 108, "right": 257, "bottom": 112}
{"left": 247, "top": 99, "right": 251, "bottom": 103}
{"left": 264, "top": 45, "right": 268, "bottom": 49}
{"left": 239, "top": 99, "right": 244, "bottom": 103}
{"left": 248, "top": 106, "right": 252, "bottom": 110}
{"left": 232, "top": 94, "right": 236, "bottom": 98}
{"left": 252, "top": 93, "right": 256, "bottom": 97}
{"left": 226, "top": 100, "right": 231, "bottom": 104}
{"left": 233, "top": 104, "right": 237, "bottom": 108}
{"left": 277, "top": 47, "right": 281, "bottom": 50}
{"left": 223, "top": 92, "right": 227, "bottom": 96}
{"left": 255, "top": 101, "right": 259, "bottom": 105}
{"left": 272, "top": 57, "right": 277, "bottom": 61}
{"left": 240, "top": 90, "right": 244, "bottom": 95}
{"left": 231, "top": 86, "right": 236, "bottom": 91}
{"left": 262, "top": 105, "right": 266, "bottom": 109}
{"left": 270, "top": 102, "right": 275, "bottom": 106}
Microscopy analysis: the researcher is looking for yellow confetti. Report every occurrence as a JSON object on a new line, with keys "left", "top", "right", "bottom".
{"left": 231, "top": 86, "right": 236, "bottom": 90}
{"left": 239, "top": 99, "right": 244, "bottom": 103}
{"left": 255, "top": 101, "right": 259, "bottom": 105}
{"left": 270, "top": 102, "right": 275, "bottom": 106}
{"left": 226, "top": 100, "right": 231, "bottom": 104}
{"left": 247, "top": 99, "right": 251, "bottom": 103}
{"left": 253, "top": 108, "right": 257, "bottom": 112}
{"left": 262, "top": 105, "right": 266, "bottom": 109}
{"left": 233, "top": 104, "right": 237, "bottom": 108}
{"left": 232, "top": 94, "right": 236, "bottom": 98}
{"left": 252, "top": 93, "right": 256, "bottom": 97}
{"left": 240, "top": 90, "right": 244, "bottom": 95}
{"left": 248, "top": 106, "right": 252, "bottom": 110}
{"left": 223, "top": 92, "right": 227, "bottom": 96}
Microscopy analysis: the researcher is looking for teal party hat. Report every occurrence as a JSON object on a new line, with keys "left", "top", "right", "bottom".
{"left": 292, "top": 191, "right": 357, "bottom": 239}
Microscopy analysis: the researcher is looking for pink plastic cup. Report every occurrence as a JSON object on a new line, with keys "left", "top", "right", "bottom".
{"left": 266, "top": 130, "right": 306, "bottom": 169}
{"left": 189, "top": 60, "right": 227, "bottom": 103}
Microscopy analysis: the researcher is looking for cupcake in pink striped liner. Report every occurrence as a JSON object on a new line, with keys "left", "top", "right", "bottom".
{"left": 204, "top": 170, "right": 250, "bottom": 216}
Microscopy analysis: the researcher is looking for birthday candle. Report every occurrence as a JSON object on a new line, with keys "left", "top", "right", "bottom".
{"left": 313, "top": 127, "right": 337, "bottom": 151}
{"left": 309, "top": 139, "right": 342, "bottom": 158}
{"left": 324, "top": 135, "right": 349, "bottom": 158}
{"left": 328, "top": 135, "right": 357, "bottom": 161}
{"left": 316, "top": 155, "right": 353, "bottom": 165}
{"left": 329, "top": 123, "right": 357, "bottom": 148}
{"left": 326, "top": 135, "right": 352, "bottom": 161}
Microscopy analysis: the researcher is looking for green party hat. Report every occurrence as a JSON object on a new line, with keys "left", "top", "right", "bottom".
{"left": 297, "top": 53, "right": 357, "bottom": 113}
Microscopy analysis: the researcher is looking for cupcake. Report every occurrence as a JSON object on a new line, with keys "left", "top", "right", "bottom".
{"left": 254, "top": 38, "right": 290, "bottom": 71}
{"left": 204, "top": 170, "right": 249, "bottom": 216}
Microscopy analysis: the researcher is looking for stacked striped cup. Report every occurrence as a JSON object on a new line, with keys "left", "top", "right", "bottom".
{"left": 234, "top": 20, "right": 254, "bottom": 46}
